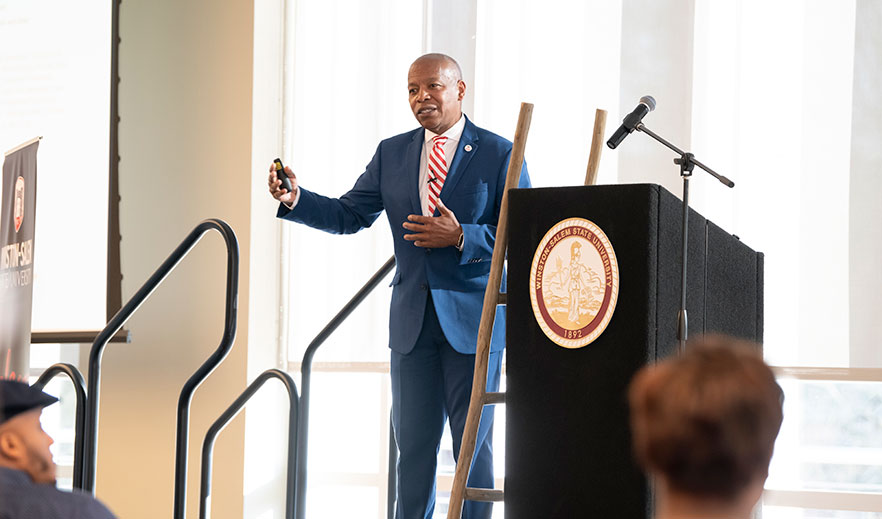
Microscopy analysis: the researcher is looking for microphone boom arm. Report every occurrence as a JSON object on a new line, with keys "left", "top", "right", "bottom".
{"left": 635, "top": 123, "right": 734, "bottom": 188}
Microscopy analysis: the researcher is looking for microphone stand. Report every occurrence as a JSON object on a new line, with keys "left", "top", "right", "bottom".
{"left": 634, "top": 123, "right": 734, "bottom": 352}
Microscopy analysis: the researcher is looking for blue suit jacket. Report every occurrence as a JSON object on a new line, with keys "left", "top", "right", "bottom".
{"left": 278, "top": 116, "right": 530, "bottom": 354}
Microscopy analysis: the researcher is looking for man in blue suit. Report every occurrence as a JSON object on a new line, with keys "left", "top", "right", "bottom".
{"left": 268, "top": 53, "right": 530, "bottom": 519}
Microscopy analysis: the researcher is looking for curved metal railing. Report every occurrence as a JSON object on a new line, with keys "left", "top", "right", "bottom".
{"left": 200, "top": 369, "right": 299, "bottom": 519}
{"left": 296, "top": 255, "right": 395, "bottom": 519}
{"left": 80, "top": 218, "right": 239, "bottom": 519}
{"left": 33, "top": 363, "right": 88, "bottom": 489}
{"left": 60, "top": 218, "right": 396, "bottom": 518}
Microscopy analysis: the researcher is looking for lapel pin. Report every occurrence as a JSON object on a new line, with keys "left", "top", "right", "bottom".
{"left": 464, "top": 144, "right": 473, "bottom": 152}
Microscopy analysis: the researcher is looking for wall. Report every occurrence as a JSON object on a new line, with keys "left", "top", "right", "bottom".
{"left": 98, "top": 1, "right": 257, "bottom": 518}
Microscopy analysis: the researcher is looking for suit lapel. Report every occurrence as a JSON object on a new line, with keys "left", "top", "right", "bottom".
{"left": 440, "top": 117, "right": 478, "bottom": 207}
{"left": 407, "top": 129, "right": 424, "bottom": 215}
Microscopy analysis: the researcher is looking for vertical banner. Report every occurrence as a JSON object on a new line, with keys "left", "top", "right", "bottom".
{"left": 0, "top": 138, "right": 39, "bottom": 381}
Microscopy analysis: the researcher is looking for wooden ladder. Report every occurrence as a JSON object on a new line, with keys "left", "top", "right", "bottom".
{"left": 446, "top": 106, "right": 608, "bottom": 519}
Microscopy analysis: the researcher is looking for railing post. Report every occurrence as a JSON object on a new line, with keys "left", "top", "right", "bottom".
{"left": 33, "top": 363, "right": 88, "bottom": 489}
{"left": 295, "top": 255, "right": 395, "bottom": 519}
{"left": 200, "top": 369, "right": 298, "bottom": 519}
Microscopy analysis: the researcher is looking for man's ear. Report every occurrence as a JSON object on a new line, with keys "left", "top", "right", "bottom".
{"left": 0, "top": 429, "right": 25, "bottom": 461}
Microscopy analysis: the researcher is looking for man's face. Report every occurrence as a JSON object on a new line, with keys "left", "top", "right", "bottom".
{"left": 408, "top": 58, "right": 465, "bottom": 135}
{"left": 1, "top": 410, "right": 57, "bottom": 484}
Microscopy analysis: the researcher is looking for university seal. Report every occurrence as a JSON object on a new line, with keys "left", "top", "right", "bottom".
{"left": 530, "top": 217, "right": 619, "bottom": 348}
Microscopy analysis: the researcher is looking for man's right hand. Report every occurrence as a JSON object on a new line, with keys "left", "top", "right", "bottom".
{"left": 268, "top": 164, "right": 299, "bottom": 204}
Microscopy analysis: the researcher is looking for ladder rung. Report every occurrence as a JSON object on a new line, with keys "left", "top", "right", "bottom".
{"left": 497, "top": 292, "right": 507, "bottom": 306}
{"left": 463, "top": 487, "right": 505, "bottom": 502}
{"left": 483, "top": 392, "right": 506, "bottom": 405}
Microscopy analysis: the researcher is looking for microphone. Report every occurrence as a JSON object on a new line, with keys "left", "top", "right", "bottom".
{"left": 606, "top": 95, "right": 656, "bottom": 149}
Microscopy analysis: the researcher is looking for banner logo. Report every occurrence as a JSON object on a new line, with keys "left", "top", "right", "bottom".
{"left": 13, "top": 176, "right": 25, "bottom": 233}
{"left": 530, "top": 218, "right": 619, "bottom": 349}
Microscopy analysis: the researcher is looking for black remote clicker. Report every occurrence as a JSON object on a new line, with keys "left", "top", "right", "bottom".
{"left": 273, "top": 158, "right": 294, "bottom": 193}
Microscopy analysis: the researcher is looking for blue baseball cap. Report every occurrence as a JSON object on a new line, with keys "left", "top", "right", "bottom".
{"left": 0, "top": 380, "right": 58, "bottom": 425}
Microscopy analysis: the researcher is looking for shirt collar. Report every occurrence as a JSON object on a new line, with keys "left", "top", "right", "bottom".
{"left": 424, "top": 114, "right": 466, "bottom": 144}
{"left": 0, "top": 466, "right": 33, "bottom": 484}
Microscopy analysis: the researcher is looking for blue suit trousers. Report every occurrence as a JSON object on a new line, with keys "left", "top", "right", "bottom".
{"left": 390, "top": 294, "right": 501, "bottom": 519}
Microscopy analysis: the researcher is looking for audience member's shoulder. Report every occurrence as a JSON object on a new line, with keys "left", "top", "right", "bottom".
{"left": 0, "top": 481, "right": 115, "bottom": 519}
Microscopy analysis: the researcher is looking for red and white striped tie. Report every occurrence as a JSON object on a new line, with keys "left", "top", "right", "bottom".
{"left": 427, "top": 135, "right": 448, "bottom": 215}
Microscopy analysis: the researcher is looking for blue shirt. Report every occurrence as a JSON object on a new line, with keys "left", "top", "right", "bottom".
{"left": 0, "top": 467, "right": 115, "bottom": 519}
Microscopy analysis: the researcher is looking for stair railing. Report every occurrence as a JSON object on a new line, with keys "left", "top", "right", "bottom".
{"left": 199, "top": 369, "right": 299, "bottom": 519}
{"left": 33, "top": 363, "right": 88, "bottom": 489}
{"left": 80, "top": 218, "right": 239, "bottom": 519}
{"left": 295, "top": 255, "right": 395, "bottom": 519}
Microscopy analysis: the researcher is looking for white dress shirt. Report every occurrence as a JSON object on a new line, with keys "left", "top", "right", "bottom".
{"left": 419, "top": 114, "right": 465, "bottom": 216}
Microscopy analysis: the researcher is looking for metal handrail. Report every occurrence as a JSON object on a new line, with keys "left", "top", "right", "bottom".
{"left": 33, "top": 363, "right": 87, "bottom": 489}
{"left": 81, "top": 218, "right": 239, "bottom": 519}
{"left": 200, "top": 369, "right": 298, "bottom": 519}
{"left": 296, "top": 255, "right": 396, "bottom": 519}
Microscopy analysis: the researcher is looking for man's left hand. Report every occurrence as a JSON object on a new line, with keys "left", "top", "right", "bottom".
{"left": 403, "top": 200, "right": 462, "bottom": 248}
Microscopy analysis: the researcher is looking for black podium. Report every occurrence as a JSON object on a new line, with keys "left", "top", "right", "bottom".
{"left": 504, "top": 184, "right": 763, "bottom": 518}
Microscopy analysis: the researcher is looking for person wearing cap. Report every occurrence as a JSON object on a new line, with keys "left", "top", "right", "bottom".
{"left": 0, "top": 379, "right": 116, "bottom": 519}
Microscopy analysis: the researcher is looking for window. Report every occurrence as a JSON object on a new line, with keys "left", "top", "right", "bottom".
{"left": 689, "top": 1, "right": 882, "bottom": 516}
{"left": 281, "top": 1, "right": 421, "bottom": 517}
